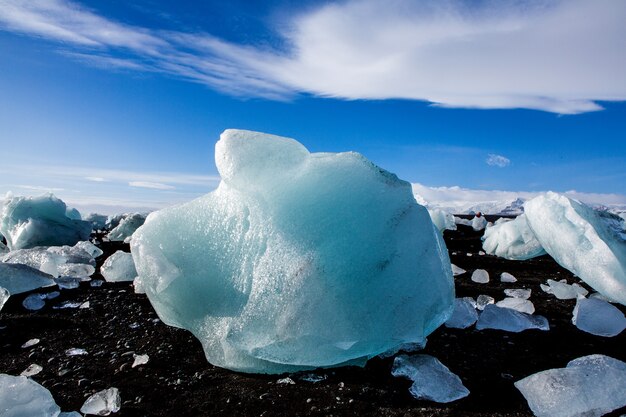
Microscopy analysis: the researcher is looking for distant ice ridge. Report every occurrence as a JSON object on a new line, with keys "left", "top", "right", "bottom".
{"left": 482, "top": 214, "right": 547, "bottom": 260}
{"left": 132, "top": 129, "right": 454, "bottom": 374}
{"left": 0, "top": 193, "right": 91, "bottom": 250}
{"left": 515, "top": 354, "right": 626, "bottom": 417}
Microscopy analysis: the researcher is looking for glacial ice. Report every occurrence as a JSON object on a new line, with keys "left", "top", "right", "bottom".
{"left": 107, "top": 213, "right": 146, "bottom": 242}
{"left": 131, "top": 129, "right": 454, "bottom": 373}
{"left": 132, "top": 354, "right": 149, "bottom": 368}
{"left": 0, "top": 263, "right": 55, "bottom": 295}
{"left": 0, "top": 240, "right": 7, "bottom": 254}
{"left": 0, "top": 193, "right": 92, "bottom": 250}
{"left": 22, "top": 338, "right": 40, "bottom": 348}
{"left": 84, "top": 213, "right": 107, "bottom": 231}
{"left": 503, "top": 288, "right": 531, "bottom": 299}
{"left": 500, "top": 272, "right": 517, "bottom": 283}
{"left": 0, "top": 286, "right": 8, "bottom": 312}
{"left": 65, "top": 207, "right": 81, "bottom": 220}
{"left": 80, "top": 388, "right": 121, "bottom": 416}
{"left": 20, "top": 363, "right": 43, "bottom": 377}
{"left": 471, "top": 269, "right": 489, "bottom": 284}
{"left": 482, "top": 214, "right": 546, "bottom": 260}
{"left": 572, "top": 298, "right": 626, "bottom": 337}
{"left": 391, "top": 354, "right": 469, "bottom": 403}
{"left": 445, "top": 298, "right": 478, "bottom": 329}
{"left": 515, "top": 354, "right": 626, "bottom": 417}
{"left": 524, "top": 192, "right": 626, "bottom": 305}
{"left": 428, "top": 208, "right": 456, "bottom": 232}
{"left": 2, "top": 242, "right": 98, "bottom": 278}
{"left": 540, "top": 279, "right": 588, "bottom": 300}
{"left": 495, "top": 297, "right": 535, "bottom": 314}
{"left": 100, "top": 251, "right": 137, "bottom": 282}
{"left": 476, "top": 305, "right": 549, "bottom": 332}
{"left": 471, "top": 215, "right": 487, "bottom": 231}
{"left": 476, "top": 294, "right": 495, "bottom": 310}
{"left": 451, "top": 264, "right": 466, "bottom": 276}
{"left": 0, "top": 374, "right": 61, "bottom": 417}
{"left": 22, "top": 293, "right": 45, "bottom": 310}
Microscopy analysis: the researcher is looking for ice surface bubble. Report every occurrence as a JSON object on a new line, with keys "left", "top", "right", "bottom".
{"left": 131, "top": 129, "right": 454, "bottom": 373}
{"left": 525, "top": 192, "right": 626, "bottom": 305}
{"left": 100, "top": 251, "right": 137, "bottom": 282}
{"left": 500, "top": 272, "right": 517, "bottom": 283}
{"left": 445, "top": 298, "right": 479, "bottom": 329}
{"left": 0, "top": 263, "right": 55, "bottom": 295}
{"left": 572, "top": 298, "right": 626, "bottom": 337}
{"left": 392, "top": 354, "right": 469, "bottom": 403}
{"left": 476, "top": 305, "right": 549, "bottom": 332}
{"left": 80, "top": 387, "right": 121, "bottom": 416}
{"left": 0, "top": 374, "right": 61, "bottom": 416}
{"left": 428, "top": 208, "right": 456, "bottom": 232}
{"left": 495, "top": 297, "right": 535, "bottom": 314}
{"left": 0, "top": 193, "right": 91, "bottom": 250}
{"left": 107, "top": 213, "right": 146, "bottom": 242}
{"left": 482, "top": 214, "right": 546, "bottom": 260}
{"left": 471, "top": 269, "right": 489, "bottom": 284}
{"left": 515, "top": 354, "right": 626, "bottom": 417}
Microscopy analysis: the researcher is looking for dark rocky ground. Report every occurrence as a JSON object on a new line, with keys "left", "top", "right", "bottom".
{"left": 1, "top": 219, "right": 625, "bottom": 416}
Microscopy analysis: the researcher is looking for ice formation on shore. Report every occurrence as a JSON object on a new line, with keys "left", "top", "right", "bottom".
{"left": 101, "top": 251, "right": 137, "bottom": 282}
{"left": 0, "top": 193, "right": 91, "bottom": 250}
{"left": 428, "top": 208, "right": 456, "bottom": 232}
{"left": 132, "top": 129, "right": 454, "bottom": 373}
{"left": 482, "top": 214, "right": 546, "bottom": 260}
{"left": 515, "top": 354, "right": 626, "bottom": 417}
{"left": 444, "top": 298, "right": 478, "bottom": 329}
{"left": 80, "top": 388, "right": 121, "bottom": 416}
{"left": 107, "top": 213, "right": 146, "bottom": 242}
{"left": 471, "top": 269, "right": 489, "bottom": 284}
{"left": 0, "top": 263, "right": 55, "bottom": 295}
{"left": 0, "top": 374, "right": 61, "bottom": 416}
{"left": 540, "top": 279, "right": 588, "bottom": 300}
{"left": 476, "top": 305, "right": 549, "bottom": 332}
{"left": 572, "top": 298, "right": 626, "bottom": 337}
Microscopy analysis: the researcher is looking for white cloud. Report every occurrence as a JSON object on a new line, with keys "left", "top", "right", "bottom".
{"left": 0, "top": 0, "right": 624, "bottom": 113}
{"left": 129, "top": 181, "right": 175, "bottom": 190}
{"left": 486, "top": 154, "right": 510, "bottom": 168}
{"left": 16, "top": 184, "right": 64, "bottom": 192}
{"left": 85, "top": 176, "right": 106, "bottom": 182}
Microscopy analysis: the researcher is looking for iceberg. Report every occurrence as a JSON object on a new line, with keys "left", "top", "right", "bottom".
{"left": 572, "top": 298, "right": 626, "bottom": 337}
{"left": 476, "top": 305, "right": 549, "bottom": 332}
{"left": 100, "top": 251, "right": 137, "bottom": 282}
{"left": 131, "top": 129, "right": 454, "bottom": 373}
{"left": 428, "top": 208, "right": 456, "bottom": 233}
{"left": 515, "top": 354, "right": 626, "bottom": 417}
{"left": 0, "top": 374, "right": 61, "bottom": 417}
{"left": 524, "top": 192, "right": 626, "bottom": 305}
{"left": 0, "top": 263, "right": 55, "bottom": 295}
{"left": 482, "top": 214, "right": 546, "bottom": 260}
{"left": 84, "top": 213, "right": 108, "bottom": 231}
{"left": 0, "top": 193, "right": 92, "bottom": 250}
{"left": 107, "top": 213, "right": 146, "bottom": 242}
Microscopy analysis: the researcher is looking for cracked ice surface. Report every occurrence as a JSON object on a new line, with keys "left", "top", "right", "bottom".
{"left": 132, "top": 129, "right": 454, "bottom": 373}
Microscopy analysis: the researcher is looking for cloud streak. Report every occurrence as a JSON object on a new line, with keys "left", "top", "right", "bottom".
{"left": 129, "top": 181, "right": 175, "bottom": 190}
{"left": 0, "top": 0, "right": 625, "bottom": 113}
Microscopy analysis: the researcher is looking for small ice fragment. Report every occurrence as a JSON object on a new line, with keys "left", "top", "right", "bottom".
{"left": 59, "top": 412, "right": 82, "bottom": 417}
{"left": 54, "top": 277, "right": 81, "bottom": 290}
{"left": 276, "top": 377, "right": 295, "bottom": 385}
{"left": 476, "top": 305, "right": 549, "bottom": 332}
{"left": 21, "top": 363, "right": 43, "bottom": 377}
{"left": 541, "top": 279, "right": 588, "bottom": 300}
{"left": 100, "top": 251, "right": 137, "bottom": 282}
{"left": 391, "top": 354, "right": 469, "bottom": 403}
{"left": 45, "top": 291, "right": 60, "bottom": 299}
{"left": 514, "top": 354, "right": 626, "bottom": 417}
{"left": 472, "top": 215, "right": 487, "bottom": 231}
{"left": 445, "top": 298, "right": 478, "bottom": 329}
{"left": 471, "top": 269, "right": 489, "bottom": 284}
{"left": 496, "top": 297, "right": 535, "bottom": 315}
{"left": 73, "top": 240, "right": 103, "bottom": 258}
{"left": 22, "top": 338, "right": 40, "bottom": 348}
{"left": 0, "top": 374, "right": 61, "bottom": 416}
{"left": 53, "top": 301, "right": 82, "bottom": 309}
{"left": 500, "top": 272, "right": 517, "bottom": 283}
{"left": 478, "top": 251, "right": 485, "bottom": 255}
{"left": 132, "top": 354, "right": 149, "bottom": 368}
{"left": 504, "top": 288, "right": 531, "bottom": 299}
{"left": 80, "top": 387, "right": 121, "bottom": 416}
{"left": 91, "top": 279, "right": 104, "bottom": 287}
{"left": 0, "top": 286, "right": 8, "bottom": 312}
{"left": 299, "top": 374, "right": 327, "bottom": 383}
{"left": 572, "top": 298, "right": 626, "bottom": 337}
{"left": 66, "top": 348, "right": 88, "bottom": 356}
{"left": 23, "top": 293, "right": 45, "bottom": 310}
{"left": 79, "top": 301, "right": 90, "bottom": 309}
{"left": 476, "top": 294, "right": 495, "bottom": 310}
{"left": 451, "top": 264, "right": 466, "bottom": 276}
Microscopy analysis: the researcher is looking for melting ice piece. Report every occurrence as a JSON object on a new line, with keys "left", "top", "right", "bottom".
{"left": 0, "top": 263, "right": 55, "bottom": 295}
{"left": 391, "top": 354, "right": 469, "bottom": 403}
{"left": 451, "top": 264, "right": 466, "bottom": 276}
{"left": 80, "top": 387, "right": 121, "bottom": 416}
{"left": 515, "top": 354, "right": 626, "bottom": 417}
{"left": 91, "top": 280, "right": 104, "bottom": 287}
{"left": 445, "top": 298, "right": 479, "bottom": 329}
{"left": 21, "top": 363, "right": 43, "bottom": 377}
{"left": 476, "top": 305, "right": 549, "bottom": 332}
{"left": 572, "top": 298, "right": 626, "bottom": 337}
{"left": 482, "top": 214, "right": 546, "bottom": 260}
{"left": 65, "top": 348, "right": 88, "bottom": 356}
{"left": 504, "top": 288, "right": 531, "bottom": 299}
{"left": 540, "top": 279, "right": 588, "bottom": 300}
{"left": 100, "top": 251, "right": 137, "bottom": 282}
{"left": 428, "top": 208, "right": 457, "bottom": 233}
{"left": 500, "top": 272, "right": 517, "bottom": 283}
{"left": 132, "top": 354, "right": 149, "bottom": 368}
{"left": 471, "top": 215, "right": 487, "bottom": 231}
{"left": 476, "top": 294, "right": 494, "bottom": 310}
{"left": 471, "top": 269, "right": 489, "bottom": 284}
{"left": 0, "top": 193, "right": 92, "bottom": 250}
{"left": 524, "top": 192, "right": 626, "bottom": 305}
{"left": 107, "top": 213, "right": 146, "bottom": 242}
{"left": 496, "top": 297, "right": 535, "bottom": 314}
{"left": 54, "top": 277, "right": 84, "bottom": 290}
{"left": 23, "top": 293, "right": 45, "bottom": 310}
{"left": 276, "top": 377, "right": 295, "bottom": 385}
{"left": 84, "top": 213, "right": 108, "bottom": 231}
{"left": 0, "top": 374, "right": 61, "bottom": 417}
{"left": 0, "top": 286, "right": 8, "bottom": 312}
{"left": 22, "top": 338, "right": 40, "bottom": 348}
{"left": 131, "top": 129, "right": 454, "bottom": 374}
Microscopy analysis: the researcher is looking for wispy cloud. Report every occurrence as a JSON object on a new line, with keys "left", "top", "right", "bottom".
{"left": 486, "top": 154, "right": 511, "bottom": 168}
{"left": 16, "top": 184, "right": 64, "bottom": 192}
{"left": 85, "top": 176, "right": 106, "bottom": 182}
{"left": 129, "top": 181, "right": 175, "bottom": 190}
{"left": 0, "top": 0, "right": 624, "bottom": 113}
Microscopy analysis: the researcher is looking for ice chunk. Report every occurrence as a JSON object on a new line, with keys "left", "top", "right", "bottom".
{"left": 0, "top": 286, "right": 8, "bottom": 312}
{"left": 131, "top": 129, "right": 454, "bottom": 373}
{"left": 80, "top": 387, "right": 121, "bottom": 416}
{"left": 131, "top": 354, "right": 149, "bottom": 368}
{"left": 428, "top": 208, "right": 457, "bottom": 232}
{"left": 524, "top": 192, "right": 626, "bottom": 305}
{"left": 65, "top": 207, "right": 81, "bottom": 220}
{"left": 3, "top": 242, "right": 98, "bottom": 278}
{"left": 105, "top": 213, "right": 125, "bottom": 230}
{"left": 276, "top": 377, "right": 296, "bottom": 385}
{"left": 503, "top": 288, "right": 531, "bottom": 299}
{"left": 476, "top": 305, "right": 549, "bottom": 332}
{"left": 73, "top": 241, "right": 103, "bottom": 258}
{"left": 454, "top": 217, "right": 472, "bottom": 226}
{"left": 22, "top": 293, "right": 45, "bottom": 310}
{"left": 107, "top": 213, "right": 146, "bottom": 242}
{"left": 471, "top": 215, "right": 487, "bottom": 231}
{"left": 515, "top": 354, "right": 626, "bottom": 417}
{"left": 496, "top": 297, "right": 535, "bottom": 314}
{"left": 0, "top": 240, "right": 8, "bottom": 255}
{"left": 500, "top": 272, "right": 517, "bottom": 283}
{"left": 54, "top": 277, "right": 82, "bottom": 290}
{"left": 84, "top": 213, "right": 108, "bottom": 231}
{"left": 572, "top": 298, "right": 626, "bottom": 337}
{"left": 21, "top": 364, "right": 43, "bottom": 377}
{"left": 391, "top": 354, "right": 469, "bottom": 403}
{"left": 22, "top": 338, "right": 40, "bottom": 348}
{"left": 445, "top": 298, "right": 478, "bottom": 329}
{"left": 471, "top": 269, "right": 489, "bottom": 284}
{"left": 0, "top": 263, "right": 55, "bottom": 295}
{"left": 0, "top": 193, "right": 92, "bottom": 250}
{"left": 476, "top": 294, "right": 495, "bottom": 310}
{"left": 451, "top": 264, "right": 466, "bottom": 276}
{"left": 0, "top": 374, "right": 61, "bottom": 417}
{"left": 540, "top": 279, "right": 588, "bottom": 300}
{"left": 65, "top": 348, "right": 88, "bottom": 356}
{"left": 100, "top": 251, "right": 137, "bottom": 282}
{"left": 482, "top": 214, "right": 546, "bottom": 260}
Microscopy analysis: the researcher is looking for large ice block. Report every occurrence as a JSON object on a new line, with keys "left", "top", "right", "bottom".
{"left": 132, "top": 129, "right": 455, "bottom": 374}
{"left": 482, "top": 214, "right": 546, "bottom": 260}
{"left": 0, "top": 374, "right": 61, "bottom": 417}
{"left": 101, "top": 251, "right": 137, "bottom": 282}
{"left": 0, "top": 263, "right": 55, "bottom": 295}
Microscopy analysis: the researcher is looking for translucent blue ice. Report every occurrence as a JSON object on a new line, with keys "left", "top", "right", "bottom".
{"left": 107, "top": 213, "right": 146, "bottom": 242}
{"left": 428, "top": 208, "right": 456, "bottom": 233}
{"left": 0, "top": 374, "right": 61, "bottom": 417}
{"left": 482, "top": 214, "right": 546, "bottom": 260}
{"left": 101, "top": 251, "right": 137, "bottom": 282}
{"left": 132, "top": 129, "right": 454, "bottom": 374}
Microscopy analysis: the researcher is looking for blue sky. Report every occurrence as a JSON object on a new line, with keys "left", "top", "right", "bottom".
{"left": 0, "top": 0, "right": 625, "bottom": 213}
